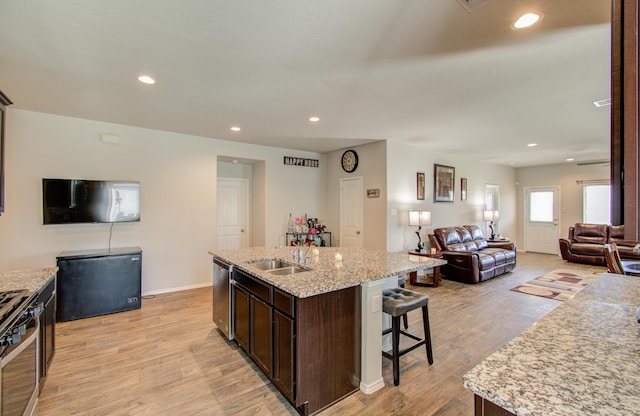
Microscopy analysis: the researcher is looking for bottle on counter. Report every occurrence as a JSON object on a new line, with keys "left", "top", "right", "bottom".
{"left": 288, "top": 213, "right": 294, "bottom": 233}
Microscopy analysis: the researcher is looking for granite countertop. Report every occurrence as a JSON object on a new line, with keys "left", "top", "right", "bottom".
{"left": 463, "top": 272, "right": 640, "bottom": 416}
{"left": 0, "top": 267, "right": 58, "bottom": 295}
{"left": 209, "top": 246, "right": 446, "bottom": 298}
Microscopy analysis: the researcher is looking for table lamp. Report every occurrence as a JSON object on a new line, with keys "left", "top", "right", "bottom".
{"left": 484, "top": 210, "right": 499, "bottom": 240}
{"left": 409, "top": 210, "right": 432, "bottom": 252}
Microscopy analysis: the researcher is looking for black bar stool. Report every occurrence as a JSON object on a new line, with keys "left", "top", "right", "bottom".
{"left": 382, "top": 287, "right": 433, "bottom": 386}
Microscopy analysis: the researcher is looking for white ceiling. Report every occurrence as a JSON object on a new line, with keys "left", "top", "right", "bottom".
{"left": 0, "top": 0, "right": 611, "bottom": 167}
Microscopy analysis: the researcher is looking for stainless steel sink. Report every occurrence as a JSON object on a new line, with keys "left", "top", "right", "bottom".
{"left": 268, "top": 266, "right": 310, "bottom": 275}
{"left": 247, "top": 258, "right": 310, "bottom": 275}
{"left": 248, "top": 259, "right": 293, "bottom": 270}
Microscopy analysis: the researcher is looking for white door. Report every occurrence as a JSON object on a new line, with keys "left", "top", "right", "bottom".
{"left": 217, "top": 178, "right": 249, "bottom": 249}
{"left": 340, "top": 177, "right": 363, "bottom": 248}
{"left": 524, "top": 186, "right": 560, "bottom": 254}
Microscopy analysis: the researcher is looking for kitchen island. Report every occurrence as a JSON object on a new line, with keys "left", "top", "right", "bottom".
{"left": 464, "top": 272, "right": 640, "bottom": 416}
{"left": 209, "top": 246, "right": 445, "bottom": 415}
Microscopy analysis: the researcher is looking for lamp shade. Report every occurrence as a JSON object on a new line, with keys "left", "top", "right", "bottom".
{"left": 409, "top": 210, "right": 432, "bottom": 226}
{"left": 484, "top": 210, "right": 499, "bottom": 222}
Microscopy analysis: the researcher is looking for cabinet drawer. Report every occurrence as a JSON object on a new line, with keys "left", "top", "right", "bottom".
{"left": 234, "top": 270, "right": 271, "bottom": 303}
{"left": 274, "top": 288, "right": 294, "bottom": 316}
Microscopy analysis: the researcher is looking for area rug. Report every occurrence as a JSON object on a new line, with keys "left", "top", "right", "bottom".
{"left": 510, "top": 268, "right": 602, "bottom": 301}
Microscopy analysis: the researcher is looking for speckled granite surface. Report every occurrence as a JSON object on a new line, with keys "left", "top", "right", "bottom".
{"left": 463, "top": 272, "right": 640, "bottom": 416}
{"left": 209, "top": 246, "right": 446, "bottom": 298}
{"left": 0, "top": 267, "right": 57, "bottom": 295}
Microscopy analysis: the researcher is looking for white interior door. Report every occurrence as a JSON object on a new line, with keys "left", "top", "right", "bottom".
{"left": 524, "top": 186, "right": 560, "bottom": 254}
{"left": 340, "top": 177, "right": 363, "bottom": 248}
{"left": 217, "top": 178, "right": 249, "bottom": 249}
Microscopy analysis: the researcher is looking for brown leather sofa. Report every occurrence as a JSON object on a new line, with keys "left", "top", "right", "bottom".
{"left": 428, "top": 225, "right": 517, "bottom": 284}
{"left": 559, "top": 223, "right": 640, "bottom": 266}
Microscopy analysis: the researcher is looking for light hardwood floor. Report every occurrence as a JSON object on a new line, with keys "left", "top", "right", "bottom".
{"left": 38, "top": 252, "right": 605, "bottom": 416}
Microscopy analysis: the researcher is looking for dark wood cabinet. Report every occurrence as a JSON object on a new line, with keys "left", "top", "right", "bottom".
{"left": 474, "top": 395, "right": 516, "bottom": 416}
{"left": 37, "top": 277, "right": 56, "bottom": 391}
{"left": 0, "top": 90, "right": 12, "bottom": 216}
{"left": 249, "top": 295, "right": 272, "bottom": 375}
{"left": 230, "top": 267, "right": 359, "bottom": 416}
{"left": 232, "top": 284, "right": 250, "bottom": 353}
{"left": 273, "top": 300, "right": 295, "bottom": 402}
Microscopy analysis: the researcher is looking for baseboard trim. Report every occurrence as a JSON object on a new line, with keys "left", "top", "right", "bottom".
{"left": 143, "top": 281, "right": 211, "bottom": 296}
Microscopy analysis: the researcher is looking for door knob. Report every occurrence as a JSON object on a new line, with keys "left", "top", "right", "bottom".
{"left": 356, "top": 231, "right": 361, "bottom": 235}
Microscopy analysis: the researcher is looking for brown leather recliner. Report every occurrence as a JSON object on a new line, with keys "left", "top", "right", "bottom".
{"left": 559, "top": 223, "right": 640, "bottom": 265}
{"left": 428, "top": 225, "right": 517, "bottom": 284}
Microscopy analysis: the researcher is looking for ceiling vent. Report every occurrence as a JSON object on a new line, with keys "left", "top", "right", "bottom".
{"left": 456, "top": 0, "right": 489, "bottom": 12}
{"left": 577, "top": 160, "right": 610, "bottom": 166}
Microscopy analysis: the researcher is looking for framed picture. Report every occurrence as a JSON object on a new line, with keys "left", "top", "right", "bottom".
{"left": 416, "top": 172, "right": 425, "bottom": 200}
{"left": 461, "top": 178, "right": 467, "bottom": 201}
{"left": 434, "top": 164, "right": 455, "bottom": 203}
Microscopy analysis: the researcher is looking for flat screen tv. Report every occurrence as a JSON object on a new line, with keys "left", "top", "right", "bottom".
{"left": 43, "top": 178, "right": 140, "bottom": 225}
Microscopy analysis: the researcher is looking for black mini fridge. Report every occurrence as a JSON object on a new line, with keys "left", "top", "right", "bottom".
{"left": 56, "top": 247, "right": 142, "bottom": 322}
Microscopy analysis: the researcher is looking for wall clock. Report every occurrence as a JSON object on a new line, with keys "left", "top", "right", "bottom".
{"left": 341, "top": 150, "right": 359, "bottom": 173}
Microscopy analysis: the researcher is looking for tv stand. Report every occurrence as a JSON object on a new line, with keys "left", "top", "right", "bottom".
{"left": 56, "top": 247, "right": 142, "bottom": 322}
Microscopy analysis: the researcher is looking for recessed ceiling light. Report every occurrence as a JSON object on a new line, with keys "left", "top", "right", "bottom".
{"left": 593, "top": 98, "right": 611, "bottom": 107}
{"left": 230, "top": 126, "right": 241, "bottom": 132}
{"left": 308, "top": 116, "right": 320, "bottom": 123}
{"left": 137, "top": 75, "right": 156, "bottom": 85}
{"left": 512, "top": 12, "right": 543, "bottom": 29}
{"left": 527, "top": 143, "right": 538, "bottom": 147}
{"left": 566, "top": 158, "right": 575, "bottom": 162}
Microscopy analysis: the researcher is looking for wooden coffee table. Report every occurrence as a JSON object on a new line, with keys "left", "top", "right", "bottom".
{"left": 408, "top": 251, "right": 443, "bottom": 287}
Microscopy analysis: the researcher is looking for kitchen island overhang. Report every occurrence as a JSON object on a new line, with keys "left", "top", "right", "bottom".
{"left": 209, "top": 246, "right": 445, "bottom": 415}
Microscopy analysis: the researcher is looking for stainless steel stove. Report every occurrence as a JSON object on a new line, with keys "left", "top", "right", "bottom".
{"left": 0, "top": 290, "right": 29, "bottom": 326}
{"left": 0, "top": 289, "right": 41, "bottom": 416}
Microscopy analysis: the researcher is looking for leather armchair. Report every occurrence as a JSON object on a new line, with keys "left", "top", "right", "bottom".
{"left": 559, "top": 223, "right": 640, "bottom": 265}
{"left": 429, "top": 225, "right": 516, "bottom": 284}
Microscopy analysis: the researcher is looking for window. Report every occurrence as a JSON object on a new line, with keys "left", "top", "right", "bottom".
{"left": 529, "top": 191, "right": 554, "bottom": 222}
{"left": 583, "top": 184, "right": 610, "bottom": 224}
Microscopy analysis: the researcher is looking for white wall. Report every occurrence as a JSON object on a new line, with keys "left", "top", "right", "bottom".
{"left": 326, "top": 141, "right": 387, "bottom": 249}
{"left": 515, "top": 162, "right": 610, "bottom": 243}
{"left": 1, "top": 109, "right": 327, "bottom": 294}
{"left": 386, "top": 142, "right": 518, "bottom": 252}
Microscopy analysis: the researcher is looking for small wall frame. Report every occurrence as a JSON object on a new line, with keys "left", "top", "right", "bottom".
{"left": 417, "top": 172, "right": 425, "bottom": 200}
{"left": 461, "top": 177, "right": 467, "bottom": 201}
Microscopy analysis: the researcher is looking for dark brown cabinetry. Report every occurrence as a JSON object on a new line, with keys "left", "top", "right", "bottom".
{"left": 231, "top": 268, "right": 359, "bottom": 416}
{"left": 272, "top": 288, "right": 295, "bottom": 402}
{"left": 0, "top": 90, "right": 12, "bottom": 216}
{"left": 249, "top": 295, "right": 272, "bottom": 375}
{"left": 37, "top": 277, "right": 56, "bottom": 391}
{"left": 232, "top": 284, "right": 249, "bottom": 352}
{"left": 233, "top": 269, "right": 273, "bottom": 376}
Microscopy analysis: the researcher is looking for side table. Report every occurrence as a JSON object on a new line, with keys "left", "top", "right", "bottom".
{"left": 408, "top": 251, "right": 443, "bottom": 287}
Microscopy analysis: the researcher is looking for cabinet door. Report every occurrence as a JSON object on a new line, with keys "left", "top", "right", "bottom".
{"left": 250, "top": 295, "right": 272, "bottom": 376}
{"left": 43, "top": 293, "right": 56, "bottom": 370}
{"left": 273, "top": 309, "right": 294, "bottom": 401}
{"left": 233, "top": 285, "right": 250, "bottom": 353}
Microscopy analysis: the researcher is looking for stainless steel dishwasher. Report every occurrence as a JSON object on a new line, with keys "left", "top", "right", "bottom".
{"left": 212, "top": 257, "right": 233, "bottom": 339}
